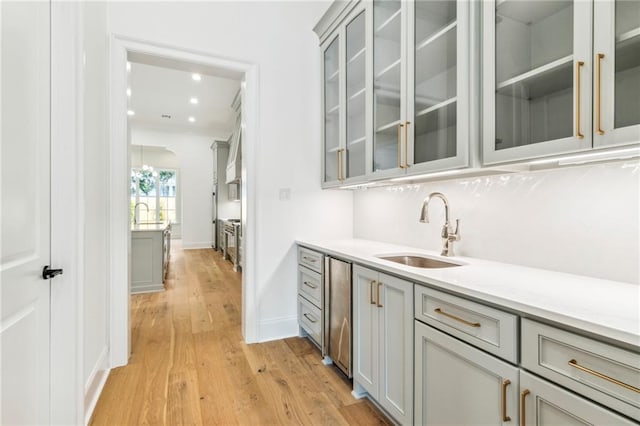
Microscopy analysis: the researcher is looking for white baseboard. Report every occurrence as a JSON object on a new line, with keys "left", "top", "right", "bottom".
{"left": 257, "top": 315, "right": 299, "bottom": 342}
{"left": 84, "top": 346, "right": 110, "bottom": 425}
{"left": 182, "top": 241, "right": 214, "bottom": 250}
{"left": 130, "top": 283, "right": 164, "bottom": 294}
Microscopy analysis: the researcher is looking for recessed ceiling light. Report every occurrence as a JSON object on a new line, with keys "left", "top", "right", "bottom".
{"left": 190, "top": 97, "right": 199, "bottom": 105}
{"left": 126, "top": 62, "right": 131, "bottom": 72}
{"left": 192, "top": 73, "right": 201, "bottom": 81}
{"left": 127, "top": 110, "right": 135, "bottom": 116}
{"left": 188, "top": 117, "right": 196, "bottom": 123}
{"left": 126, "top": 88, "right": 131, "bottom": 97}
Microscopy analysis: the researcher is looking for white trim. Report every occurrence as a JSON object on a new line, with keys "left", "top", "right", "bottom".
{"left": 257, "top": 315, "right": 299, "bottom": 342}
{"left": 83, "top": 347, "right": 110, "bottom": 426}
{"left": 130, "top": 284, "right": 165, "bottom": 294}
{"left": 50, "top": 2, "right": 84, "bottom": 424}
{"left": 182, "top": 241, "right": 215, "bottom": 250}
{"left": 109, "top": 35, "right": 260, "bottom": 368}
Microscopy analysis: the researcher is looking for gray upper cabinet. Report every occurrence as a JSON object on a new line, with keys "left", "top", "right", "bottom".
{"left": 482, "top": 0, "right": 593, "bottom": 164}
{"left": 322, "top": 5, "right": 370, "bottom": 188}
{"left": 482, "top": 0, "right": 640, "bottom": 165}
{"left": 593, "top": 0, "right": 640, "bottom": 148}
{"left": 371, "top": 0, "right": 472, "bottom": 179}
{"left": 318, "top": 0, "right": 473, "bottom": 187}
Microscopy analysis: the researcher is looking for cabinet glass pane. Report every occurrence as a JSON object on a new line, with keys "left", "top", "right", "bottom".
{"left": 346, "top": 11, "right": 366, "bottom": 178}
{"left": 414, "top": 0, "right": 457, "bottom": 164}
{"left": 324, "top": 37, "right": 340, "bottom": 182}
{"left": 495, "top": 1, "right": 574, "bottom": 150}
{"left": 373, "top": 0, "right": 402, "bottom": 172}
{"left": 614, "top": 0, "right": 640, "bottom": 129}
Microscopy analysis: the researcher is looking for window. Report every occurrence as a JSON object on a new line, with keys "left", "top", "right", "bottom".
{"left": 131, "top": 168, "right": 178, "bottom": 224}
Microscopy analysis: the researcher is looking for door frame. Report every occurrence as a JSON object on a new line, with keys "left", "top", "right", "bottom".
{"left": 50, "top": 2, "right": 84, "bottom": 424}
{"left": 108, "top": 35, "right": 260, "bottom": 367}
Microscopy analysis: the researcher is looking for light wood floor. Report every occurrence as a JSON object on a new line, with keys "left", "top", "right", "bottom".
{"left": 90, "top": 242, "right": 391, "bottom": 425}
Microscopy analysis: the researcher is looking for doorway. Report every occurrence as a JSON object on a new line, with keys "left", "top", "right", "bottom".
{"left": 109, "top": 37, "right": 259, "bottom": 368}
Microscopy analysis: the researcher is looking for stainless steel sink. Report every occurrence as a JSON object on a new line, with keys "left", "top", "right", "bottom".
{"left": 377, "top": 255, "right": 462, "bottom": 269}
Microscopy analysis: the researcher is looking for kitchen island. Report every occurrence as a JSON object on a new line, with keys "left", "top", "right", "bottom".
{"left": 131, "top": 223, "right": 171, "bottom": 294}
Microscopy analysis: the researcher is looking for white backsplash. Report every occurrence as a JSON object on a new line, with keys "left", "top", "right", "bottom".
{"left": 353, "top": 160, "right": 640, "bottom": 284}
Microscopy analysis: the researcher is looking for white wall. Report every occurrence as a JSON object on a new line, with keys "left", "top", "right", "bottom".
{"left": 81, "top": 1, "right": 110, "bottom": 421}
{"left": 131, "top": 126, "right": 214, "bottom": 248}
{"left": 354, "top": 160, "right": 640, "bottom": 284}
{"left": 108, "top": 1, "right": 353, "bottom": 341}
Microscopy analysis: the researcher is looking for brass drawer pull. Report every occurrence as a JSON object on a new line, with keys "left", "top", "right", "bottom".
{"left": 520, "top": 389, "right": 530, "bottom": 426}
{"left": 376, "top": 281, "right": 383, "bottom": 308}
{"left": 434, "top": 308, "right": 480, "bottom": 327}
{"left": 370, "top": 280, "right": 376, "bottom": 305}
{"left": 568, "top": 359, "right": 640, "bottom": 393}
{"left": 501, "top": 379, "right": 511, "bottom": 422}
{"left": 302, "top": 256, "right": 317, "bottom": 263}
{"left": 303, "top": 313, "right": 318, "bottom": 324}
{"left": 303, "top": 281, "right": 318, "bottom": 289}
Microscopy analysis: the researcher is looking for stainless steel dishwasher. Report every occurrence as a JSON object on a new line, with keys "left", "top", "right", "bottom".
{"left": 323, "top": 256, "right": 352, "bottom": 378}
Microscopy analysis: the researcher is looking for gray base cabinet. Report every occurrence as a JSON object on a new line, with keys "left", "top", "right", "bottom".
{"left": 414, "top": 320, "right": 519, "bottom": 425}
{"left": 297, "top": 247, "right": 324, "bottom": 349}
{"left": 131, "top": 228, "right": 168, "bottom": 294}
{"left": 353, "top": 265, "right": 413, "bottom": 425}
{"left": 520, "top": 371, "right": 636, "bottom": 426}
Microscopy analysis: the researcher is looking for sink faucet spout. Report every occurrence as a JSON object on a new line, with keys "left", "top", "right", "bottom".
{"left": 419, "top": 192, "right": 460, "bottom": 257}
{"left": 133, "top": 202, "right": 149, "bottom": 225}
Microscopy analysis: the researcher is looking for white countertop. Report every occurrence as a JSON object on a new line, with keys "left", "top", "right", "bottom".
{"left": 131, "top": 222, "right": 170, "bottom": 232}
{"left": 297, "top": 238, "right": 640, "bottom": 349}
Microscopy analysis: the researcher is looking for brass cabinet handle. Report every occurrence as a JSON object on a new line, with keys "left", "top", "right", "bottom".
{"left": 568, "top": 359, "right": 640, "bottom": 393}
{"left": 302, "top": 256, "right": 317, "bottom": 263}
{"left": 370, "top": 280, "right": 376, "bottom": 305}
{"left": 376, "top": 281, "right": 383, "bottom": 308}
{"left": 433, "top": 308, "right": 481, "bottom": 327}
{"left": 596, "top": 53, "right": 605, "bottom": 135}
{"left": 397, "top": 123, "right": 405, "bottom": 168}
{"left": 337, "top": 149, "right": 344, "bottom": 181}
{"left": 303, "top": 313, "right": 318, "bottom": 323}
{"left": 404, "top": 121, "right": 411, "bottom": 168}
{"left": 520, "top": 389, "right": 530, "bottom": 426}
{"left": 575, "top": 61, "right": 585, "bottom": 139}
{"left": 303, "top": 281, "right": 318, "bottom": 289}
{"left": 501, "top": 379, "right": 511, "bottom": 422}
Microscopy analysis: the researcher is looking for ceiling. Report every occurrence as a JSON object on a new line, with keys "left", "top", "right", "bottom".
{"left": 127, "top": 58, "right": 241, "bottom": 137}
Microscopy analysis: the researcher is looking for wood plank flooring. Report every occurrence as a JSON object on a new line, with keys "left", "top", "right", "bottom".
{"left": 90, "top": 242, "right": 391, "bottom": 425}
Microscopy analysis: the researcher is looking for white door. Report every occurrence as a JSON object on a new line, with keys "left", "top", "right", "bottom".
{"left": 1, "top": 1, "right": 52, "bottom": 424}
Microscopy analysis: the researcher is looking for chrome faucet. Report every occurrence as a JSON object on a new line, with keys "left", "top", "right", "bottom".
{"left": 419, "top": 192, "right": 460, "bottom": 257}
{"left": 133, "top": 202, "right": 149, "bottom": 224}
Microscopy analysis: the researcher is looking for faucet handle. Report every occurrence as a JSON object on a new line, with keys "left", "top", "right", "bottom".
{"left": 451, "top": 219, "right": 461, "bottom": 240}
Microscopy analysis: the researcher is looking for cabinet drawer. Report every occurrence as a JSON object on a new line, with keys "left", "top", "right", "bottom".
{"left": 522, "top": 319, "right": 640, "bottom": 420}
{"left": 298, "top": 266, "right": 322, "bottom": 308}
{"left": 415, "top": 286, "right": 518, "bottom": 363}
{"left": 298, "top": 295, "right": 322, "bottom": 346}
{"left": 298, "top": 246, "right": 324, "bottom": 273}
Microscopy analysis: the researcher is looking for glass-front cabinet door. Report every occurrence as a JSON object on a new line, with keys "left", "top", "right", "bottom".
{"left": 323, "top": 34, "right": 341, "bottom": 185}
{"left": 322, "top": 5, "right": 369, "bottom": 187}
{"left": 593, "top": 0, "right": 640, "bottom": 147}
{"left": 482, "top": 0, "right": 592, "bottom": 165}
{"left": 407, "top": 0, "right": 470, "bottom": 173}
{"left": 372, "top": 0, "right": 406, "bottom": 177}
{"left": 345, "top": 9, "right": 368, "bottom": 181}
